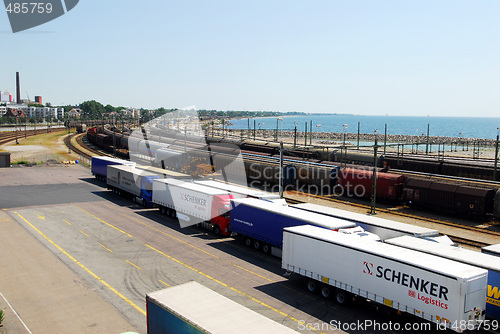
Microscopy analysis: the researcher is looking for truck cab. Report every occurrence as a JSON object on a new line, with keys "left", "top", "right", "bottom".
{"left": 210, "top": 194, "right": 233, "bottom": 236}
{"left": 139, "top": 175, "right": 160, "bottom": 207}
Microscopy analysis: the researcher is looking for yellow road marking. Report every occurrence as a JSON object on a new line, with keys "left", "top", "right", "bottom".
{"left": 124, "top": 214, "right": 276, "bottom": 283}
{"left": 100, "top": 243, "right": 113, "bottom": 253}
{"left": 126, "top": 260, "right": 142, "bottom": 270}
{"left": 159, "top": 280, "right": 171, "bottom": 287}
{"left": 76, "top": 206, "right": 133, "bottom": 238}
{"left": 145, "top": 244, "right": 319, "bottom": 332}
{"left": 37, "top": 214, "right": 45, "bottom": 220}
{"left": 62, "top": 219, "right": 71, "bottom": 226}
{"left": 79, "top": 230, "right": 89, "bottom": 237}
{"left": 123, "top": 214, "right": 218, "bottom": 258}
{"left": 15, "top": 212, "right": 145, "bottom": 316}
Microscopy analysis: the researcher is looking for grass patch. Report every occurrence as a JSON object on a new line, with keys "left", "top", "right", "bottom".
{"left": 18, "top": 129, "right": 68, "bottom": 146}
{"left": 0, "top": 308, "right": 4, "bottom": 327}
{"left": 13, "top": 160, "right": 28, "bottom": 165}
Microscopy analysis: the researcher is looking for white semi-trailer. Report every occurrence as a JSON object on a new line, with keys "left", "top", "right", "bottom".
{"left": 152, "top": 179, "right": 234, "bottom": 235}
{"left": 107, "top": 165, "right": 160, "bottom": 206}
{"left": 282, "top": 225, "right": 488, "bottom": 332}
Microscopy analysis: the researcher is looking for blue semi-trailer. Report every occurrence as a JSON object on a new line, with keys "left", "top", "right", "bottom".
{"left": 229, "top": 198, "right": 357, "bottom": 257}
{"left": 91, "top": 156, "right": 136, "bottom": 181}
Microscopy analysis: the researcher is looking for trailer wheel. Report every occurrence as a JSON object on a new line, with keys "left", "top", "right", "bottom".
{"left": 213, "top": 225, "right": 221, "bottom": 235}
{"left": 160, "top": 207, "right": 166, "bottom": 215}
{"left": 320, "top": 285, "right": 333, "bottom": 299}
{"left": 262, "top": 243, "right": 270, "bottom": 254}
{"left": 245, "top": 237, "right": 252, "bottom": 248}
{"left": 306, "top": 279, "right": 319, "bottom": 294}
{"left": 253, "top": 240, "right": 261, "bottom": 250}
{"left": 335, "top": 289, "right": 351, "bottom": 305}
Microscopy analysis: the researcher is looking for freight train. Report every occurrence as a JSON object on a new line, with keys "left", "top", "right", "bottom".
{"left": 85, "top": 123, "right": 499, "bottom": 181}
{"left": 91, "top": 158, "right": 496, "bottom": 331}
{"left": 86, "top": 128, "right": 500, "bottom": 219}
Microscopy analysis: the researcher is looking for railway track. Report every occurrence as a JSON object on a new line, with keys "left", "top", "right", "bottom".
{"left": 71, "top": 131, "right": 498, "bottom": 249}
{"left": 64, "top": 133, "right": 111, "bottom": 159}
{"left": 284, "top": 190, "right": 499, "bottom": 249}
{"left": 0, "top": 129, "right": 53, "bottom": 146}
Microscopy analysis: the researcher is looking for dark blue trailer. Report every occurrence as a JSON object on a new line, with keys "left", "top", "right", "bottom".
{"left": 230, "top": 198, "right": 356, "bottom": 257}
{"left": 91, "top": 156, "right": 135, "bottom": 181}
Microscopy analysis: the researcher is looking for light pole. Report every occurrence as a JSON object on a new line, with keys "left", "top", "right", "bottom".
{"left": 342, "top": 124, "right": 348, "bottom": 147}
{"left": 316, "top": 124, "right": 321, "bottom": 143}
{"left": 494, "top": 127, "right": 499, "bottom": 181}
{"left": 277, "top": 118, "right": 283, "bottom": 142}
{"left": 371, "top": 129, "right": 379, "bottom": 214}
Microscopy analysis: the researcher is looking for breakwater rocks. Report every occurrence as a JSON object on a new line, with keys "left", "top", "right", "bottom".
{"left": 225, "top": 129, "right": 497, "bottom": 146}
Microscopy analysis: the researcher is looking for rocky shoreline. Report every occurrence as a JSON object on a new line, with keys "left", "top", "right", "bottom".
{"left": 225, "top": 129, "right": 498, "bottom": 147}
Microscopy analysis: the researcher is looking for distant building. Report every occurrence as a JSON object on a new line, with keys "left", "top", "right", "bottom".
{"left": 35, "top": 96, "right": 42, "bottom": 104}
{"left": 4, "top": 108, "right": 24, "bottom": 118}
{"left": 68, "top": 108, "right": 81, "bottom": 119}
{"left": 0, "top": 91, "right": 12, "bottom": 102}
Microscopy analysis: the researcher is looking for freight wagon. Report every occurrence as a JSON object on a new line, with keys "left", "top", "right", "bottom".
{"left": 107, "top": 165, "right": 160, "bottom": 206}
{"left": 403, "top": 178, "right": 496, "bottom": 216}
{"left": 91, "top": 156, "right": 136, "bottom": 181}
{"left": 230, "top": 198, "right": 356, "bottom": 257}
{"left": 291, "top": 202, "right": 442, "bottom": 241}
{"left": 152, "top": 179, "right": 234, "bottom": 235}
{"left": 337, "top": 168, "right": 405, "bottom": 201}
{"left": 385, "top": 235, "right": 500, "bottom": 320}
{"left": 146, "top": 281, "right": 298, "bottom": 334}
{"left": 282, "top": 225, "right": 488, "bottom": 332}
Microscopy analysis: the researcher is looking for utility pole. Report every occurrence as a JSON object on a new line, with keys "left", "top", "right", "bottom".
{"left": 425, "top": 123, "right": 430, "bottom": 154}
{"left": 304, "top": 122, "right": 307, "bottom": 147}
{"left": 279, "top": 141, "right": 284, "bottom": 198}
{"left": 384, "top": 123, "right": 387, "bottom": 155}
{"left": 309, "top": 120, "right": 312, "bottom": 145}
{"left": 370, "top": 138, "right": 378, "bottom": 214}
{"left": 293, "top": 125, "right": 297, "bottom": 148}
{"left": 494, "top": 129, "right": 499, "bottom": 181}
{"left": 356, "top": 122, "right": 360, "bottom": 149}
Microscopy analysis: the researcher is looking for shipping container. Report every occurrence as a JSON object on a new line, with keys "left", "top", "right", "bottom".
{"left": 152, "top": 179, "right": 233, "bottom": 235}
{"left": 91, "top": 156, "right": 136, "bottom": 181}
{"left": 292, "top": 202, "right": 439, "bottom": 241}
{"left": 386, "top": 235, "right": 500, "bottom": 320}
{"left": 282, "top": 225, "right": 488, "bottom": 332}
{"left": 230, "top": 198, "right": 356, "bottom": 257}
{"left": 146, "top": 282, "right": 297, "bottom": 334}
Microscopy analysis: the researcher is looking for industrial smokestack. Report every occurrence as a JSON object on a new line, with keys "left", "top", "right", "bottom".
{"left": 16, "top": 72, "right": 21, "bottom": 104}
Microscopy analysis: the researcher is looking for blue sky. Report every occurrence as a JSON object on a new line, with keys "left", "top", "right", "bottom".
{"left": 1, "top": 0, "right": 499, "bottom": 116}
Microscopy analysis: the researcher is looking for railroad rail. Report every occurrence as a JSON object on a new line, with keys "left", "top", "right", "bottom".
{"left": 71, "top": 130, "right": 498, "bottom": 249}
{"left": 0, "top": 129, "right": 54, "bottom": 146}
{"left": 284, "top": 191, "right": 499, "bottom": 249}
